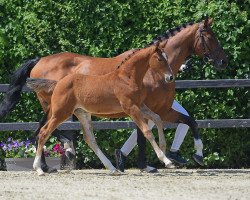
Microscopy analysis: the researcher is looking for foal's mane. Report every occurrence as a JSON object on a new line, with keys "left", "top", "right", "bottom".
{"left": 116, "top": 48, "right": 143, "bottom": 69}
{"left": 117, "top": 21, "right": 195, "bottom": 69}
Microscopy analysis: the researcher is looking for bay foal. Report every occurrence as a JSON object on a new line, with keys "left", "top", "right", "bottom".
{"left": 28, "top": 42, "right": 175, "bottom": 175}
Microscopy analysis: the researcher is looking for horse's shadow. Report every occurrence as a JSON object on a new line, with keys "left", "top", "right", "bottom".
{"left": 57, "top": 169, "right": 250, "bottom": 177}
{"left": 131, "top": 169, "right": 250, "bottom": 177}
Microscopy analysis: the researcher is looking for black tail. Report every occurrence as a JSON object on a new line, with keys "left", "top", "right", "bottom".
{"left": 0, "top": 57, "right": 41, "bottom": 118}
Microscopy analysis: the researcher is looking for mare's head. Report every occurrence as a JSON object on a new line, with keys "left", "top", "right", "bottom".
{"left": 149, "top": 40, "right": 175, "bottom": 82}
{"left": 193, "top": 18, "right": 228, "bottom": 69}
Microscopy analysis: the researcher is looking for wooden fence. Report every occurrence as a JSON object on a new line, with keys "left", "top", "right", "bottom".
{"left": 0, "top": 79, "right": 249, "bottom": 131}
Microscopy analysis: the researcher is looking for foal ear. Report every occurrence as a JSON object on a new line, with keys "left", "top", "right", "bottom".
{"left": 159, "top": 40, "right": 168, "bottom": 50}
{"left": 204, "top": 18, "right": 213, "bottom": 27}
{"left": 154, "top": 40, "right": 160, "bottom": 47}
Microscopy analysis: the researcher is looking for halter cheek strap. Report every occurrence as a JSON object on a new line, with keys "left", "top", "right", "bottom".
{"left": 194, "top": 26, "right": 223, "bottom": 64}
{"left": 161, "top": 52, "right": 168, "bottom": 61}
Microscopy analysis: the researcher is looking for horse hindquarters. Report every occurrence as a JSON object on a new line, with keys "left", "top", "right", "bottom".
{"left": 27, "top": 76, "right": 77, "bottom": 121}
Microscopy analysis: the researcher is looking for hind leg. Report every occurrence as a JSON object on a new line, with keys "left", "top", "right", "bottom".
{"left": 33, "top": 115, "right": 66, "bottom": 175}
{"left": 33, "top": 96, "right": 58, "bottom": 173}
{"left": 74, "top": 109, "right": 118, "bottom": 173}
{"left": 34, "top": 98, "right": 75, "bottom": 175}
{"left": 160, "top": 107, "right": 204, "bottom": 166}
{"left": 35, "top": 94, "right": 77, "bottom": 171}
{"left": 33, "top": 111, "right": 57, "bottom": 173}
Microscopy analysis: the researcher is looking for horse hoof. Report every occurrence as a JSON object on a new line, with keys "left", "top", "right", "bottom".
{"left": 140, "top": 166, "right": 159, "bottom": 173}
{"left": 42, "top": 165, "right": 58, "bottom": 173}
{"left": 37, "top": 172, "right": 45, "bottom": 176}
{"left": 165, "top": 163, "right": 176, "bottom": 169}
{"left": 37, "top": 169, "right": 45, "bottom": 176}
{"left": 110, "top": 169, "right": 121, "bottom": 176}
{"left": 114, "top": 149, "right": 126, "bottom": 172}
{"left": 193, "top": 154, "right": 204, "bottom": 166}
{"left": 65, "top": 151, "right": 76, "bottom": 161}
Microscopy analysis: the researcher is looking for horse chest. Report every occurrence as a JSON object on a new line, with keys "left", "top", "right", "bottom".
{"left": 143, "top": 80, "right": 175, "bottom": 112}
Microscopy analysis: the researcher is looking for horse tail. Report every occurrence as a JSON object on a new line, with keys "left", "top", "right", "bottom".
{"left": 26, "top": 78, "right": 57, "bottom": 93}
{"left": 0, "top": 57, "right": 41, "bottom": 118}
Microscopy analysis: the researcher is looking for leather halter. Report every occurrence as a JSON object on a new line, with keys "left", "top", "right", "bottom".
{"left": 194, "top": 25, "right": 223, "bottom": 64}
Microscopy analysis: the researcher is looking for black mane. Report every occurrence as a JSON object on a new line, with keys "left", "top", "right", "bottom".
{"left": 117, "top": 48, "right": 141, "bottom": 68}
{"left": 117, "top": 21, "right": 195, "bottom": 68}
{"left": 147, "top": 22, "right": 195, "bottom": 46}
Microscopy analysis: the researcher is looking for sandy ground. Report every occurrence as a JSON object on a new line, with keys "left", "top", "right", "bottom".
{"left": 0, "top": 169, "right": 250, "bottom": 200}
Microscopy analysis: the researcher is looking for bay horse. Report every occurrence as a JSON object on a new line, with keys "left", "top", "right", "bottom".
{"left": 27, "top": 42, "right": 175, "bottom": 175}
{"left": 0, "top": 18, "right": 228, "bottom": 170}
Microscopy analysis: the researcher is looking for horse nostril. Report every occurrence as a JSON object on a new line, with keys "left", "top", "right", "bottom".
{"left": 165, "top": 74, "right": 175, "bottom": 82}
{"left": 169, "top": 75, "right": 174, "bottom": 81}
{"left": 221, "top": 59, "right": 226, "bottom": 65}
{"left": 220, "top": 59, "right": 228, "bottom": 68}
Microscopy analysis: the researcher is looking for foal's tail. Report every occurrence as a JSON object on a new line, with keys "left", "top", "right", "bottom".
{"left": 0, "top": 57, "right": 41, "bottom": 118}
{"left": 26, "top": 78, "right": 57, "bottom": 93}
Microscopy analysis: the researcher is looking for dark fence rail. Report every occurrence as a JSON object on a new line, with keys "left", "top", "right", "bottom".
{"left": 0, "top": 79, "right": 250, "bottom": 92}
{"left": 0, "top": 79, "right": 249, "bottom": 131}
{"left": 0, "top": 119, "right": 249, "bottom": 131}
{"left": 175, "top": 79, "right": 250, "bottom": 88}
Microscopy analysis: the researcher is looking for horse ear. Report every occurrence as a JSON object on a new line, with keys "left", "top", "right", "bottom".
{"left": 204, "top": 18, "right": 213, "bottom": 27}
{"left": 155, "top": 41, "right": 160, "bottom": 47}
{"left": 153, "top": 41, "right": 160, "bottom": 51}
{"left": 159, "top": 40, "right": 168, "bottom": 50}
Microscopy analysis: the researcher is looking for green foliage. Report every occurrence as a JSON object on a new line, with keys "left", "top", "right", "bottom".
{"left": 0, "top": 0, "right": 249, "bottom": 168}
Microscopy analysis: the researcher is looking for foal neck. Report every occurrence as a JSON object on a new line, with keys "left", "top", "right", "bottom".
{"left": 118, "top": 46, "right": 155, "bottom": 86}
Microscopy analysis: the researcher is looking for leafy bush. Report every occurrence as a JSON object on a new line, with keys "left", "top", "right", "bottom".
{"left": 0, "top": 0, "right": 249, "bottom": 169}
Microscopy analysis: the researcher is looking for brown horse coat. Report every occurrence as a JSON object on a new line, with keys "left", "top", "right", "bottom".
{"left": 29, "top": 43, "right": 176, "bottom": 175}
{"left": 30, "top": 19, "right": 227, "bottom": 121}
{"left": 28, "top": 19, "right": 228, "bottom": 167}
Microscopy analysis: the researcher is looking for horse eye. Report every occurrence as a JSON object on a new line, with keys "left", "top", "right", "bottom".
{"left": 207, "top": 35, "right": 212, "bottom": 39}
{"left": 202, "top": 27, "right": 207, "bottom": 31}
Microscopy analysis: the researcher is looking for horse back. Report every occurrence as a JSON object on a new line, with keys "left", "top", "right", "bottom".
{"left": 30, "top": 52, "right": 88, "bottom": 80}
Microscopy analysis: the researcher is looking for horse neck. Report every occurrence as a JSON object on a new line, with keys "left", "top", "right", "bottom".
{"left": 164, "top": 24, "right": 199, "bottom": 75}
{"left": 118, "top": 47, "right": 154, "bottom": 86}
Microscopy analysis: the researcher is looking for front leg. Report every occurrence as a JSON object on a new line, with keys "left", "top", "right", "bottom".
{"left": 140, "top": 104, "right": 166, "bottom": 154}
{"left": 121, "top": 103, "right": 174, "bottom": 168}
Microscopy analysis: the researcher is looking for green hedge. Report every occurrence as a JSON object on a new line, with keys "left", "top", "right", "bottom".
{"left": 0, "top": 0, "right": 249, "bottom": 168}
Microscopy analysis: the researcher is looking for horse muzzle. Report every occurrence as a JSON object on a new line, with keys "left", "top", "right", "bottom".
{"left": 213, "top": 59, "right": 228, "bottom": 70}
{"left": 164, "top": 74, "right": 175, "bottom": 83}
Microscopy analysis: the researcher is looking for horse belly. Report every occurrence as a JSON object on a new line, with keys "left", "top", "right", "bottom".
{"left": 76, "top": 91, "right": 122, "bottom": 115}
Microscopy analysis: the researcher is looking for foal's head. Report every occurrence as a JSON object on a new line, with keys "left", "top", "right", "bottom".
{"left": 193, "top": 18, "right": 228, "bottom": 69}
{"left": 117, "top": 42, "right": 174, "bottom": 83}
{"left": 149, "top": 41, "right": 175, "bottom": 82}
